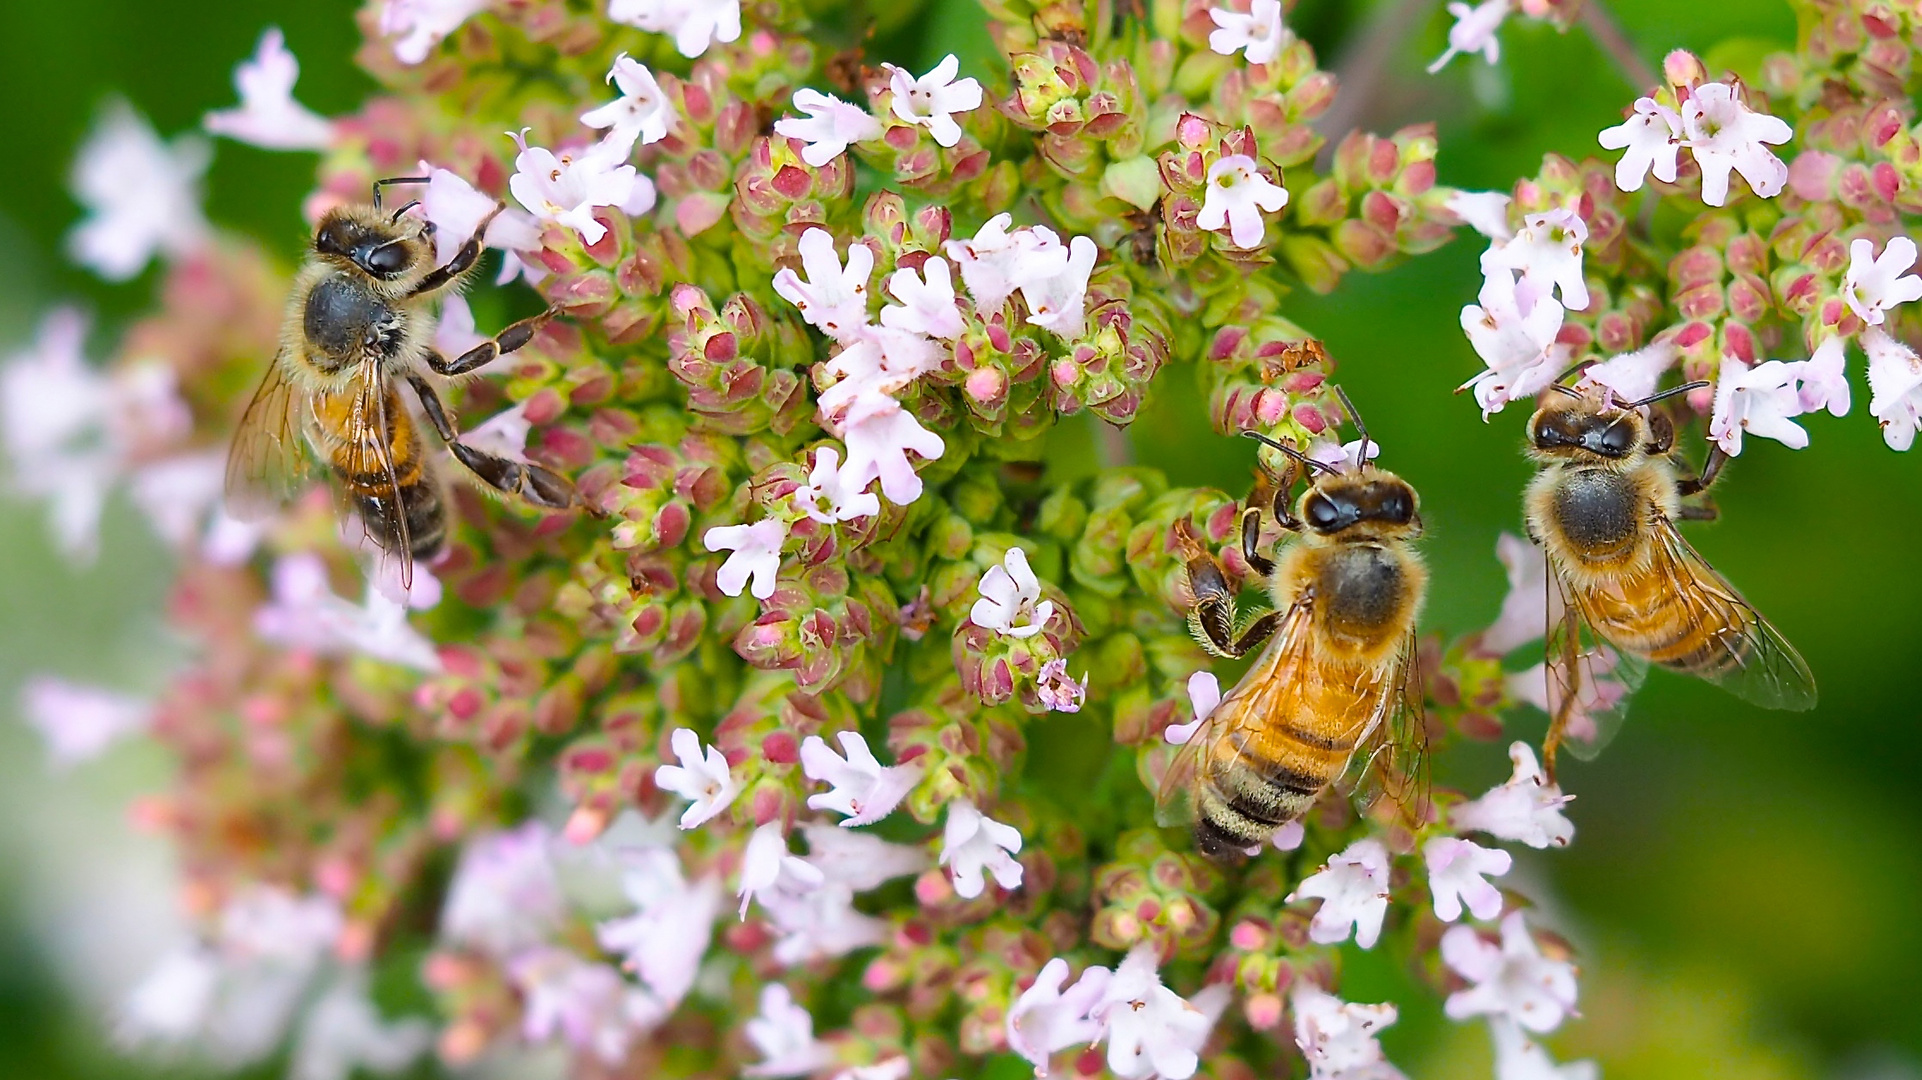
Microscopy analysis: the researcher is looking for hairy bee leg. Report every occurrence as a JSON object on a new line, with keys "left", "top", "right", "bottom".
{"left": 1239, "top": 508, "right": 1275, "bottom": 578}
{"left": 407, "top": 372, "right": 577, "bottom": 509}
{"left": 1226, "top": 610, "right": 1284, "bottom": 655}
{"left": 1186, "top": 552, "right": 1241, "bottom": 657}
{"left": 407, "top": 203, "right": 507, "bottom": 298}
{"left": 1673, "top": 500, "right": 1719, "bottom": 522}
{"left": 1675, "top": 444, "right": 1728, "bottom": 497}
{"left": 430, "top": 307, "right": 560, "bottom": 376}
{"left": 1269, "top": 482, "right": 1302, "bottom": 532}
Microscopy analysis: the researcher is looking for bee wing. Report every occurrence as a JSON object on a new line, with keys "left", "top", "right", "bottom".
{"left": 1349, "top": 631, "right": 1432, "bottom": 826}
{"left": 1537, "top": 566, "right": 1649, "bottom": 762}
{"left": 1647, "top": 514, "right": 1817, "bottom": 711}
{"left": 1152, "top": 595, "right": 1317, "bottom": 829}
{"left": 224, "top": 352, "right": 314, "bottom": 519}
{"left": 328, "top": 369, "right": 417, "bottom": 592}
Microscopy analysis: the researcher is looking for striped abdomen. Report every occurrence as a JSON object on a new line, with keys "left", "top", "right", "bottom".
{"left": 1571, "top": 546, "right": 1753, "bottom": 680}
{"left": 315, "top": 382, "right": 446, "bottom": 561}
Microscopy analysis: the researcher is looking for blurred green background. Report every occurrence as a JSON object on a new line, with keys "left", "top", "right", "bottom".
{"left": 0, "top": 0, "right": 1916, "bottom": 1077}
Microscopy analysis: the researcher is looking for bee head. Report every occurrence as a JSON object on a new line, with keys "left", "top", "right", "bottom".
{"left": 1298, "top": 469, "right": 1421, "bottom": 540}
{"left": 312, "top": 205, "right": 434, "bottom": 291}
{"left": 1525, "top": 381, "right": 1700, "bottom": 466}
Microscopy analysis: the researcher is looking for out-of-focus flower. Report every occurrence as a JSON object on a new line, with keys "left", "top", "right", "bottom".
{"left": 1165, "top": 670, "right": 1221, "bottom": 745}
{"left": 1580, "top": 340, "right": 1677, "bottom": 404}
{"left": 836, "top": 395, "right": 945, "bottom": 506}
{"left": 704, "top": 518, "right": 788, "bottom": 600}
{"left": 654, "top": 727, "right": 740, "bottom": 828}
{"left": 1441, "top": 911, "right": 1579, "bottom": 1033}
{"left": 1290, "top": 837, "right": 1391, "bottom": 949}
{"left": 1197, "top": 155, "right": 1289, "bottom": 249}
{"left": 1489, "top": 1016, "right": 1598, "bottom": 1080}
{"left": 457, "top": 401, "right": 534, "bottom": 462}
{"left": 434, "top": 292, "right": 489, "bottom": 358}
{"left": 1291, "top": 984, "right": 1406, "bottom": 1080}
{"left": 744, "top": 983, "right": 835, "bottom": 1078}
{"left": 762, "top": 881, "right": 888, "bottom": 965}
{"left": 1453, "top": 742, "right": 1575, "bottom": 848}
{"left": 1008, "top": 958, "right": 1112, "bottom": 1076}
{"left": 607, "top": 0, "right": 741, "bottom": 58}
{"left": 581, "top": 54, "right": 676, "bottom": 158}
{"left": 418, "top": 164, "right": 544, "bottom": 284}
{"left": 835, "top": 1057, "right": 911, "bottom": 1080}
{"left": 203, "top": 28, "right": 334, "bottom": 151}
{"left": 507, "top": 130, "right": 641, "bottom": 246}
{"left": 1207, "top": 0, "right": 1291, "bottom": 65}
{"left": 970, "top": 546, "right": 1056, "bottom": 638}
{"left": 1035, "top": 658, "right": 1088, "bottom": 712}
{"left": 793, "top": 446, "right": 881, "bottom": 524}
{"left": 19, "top": 676, "right": 150, "bottom": 768}
{"left": 774, "top": 227, "right": 875, "bottom": 343}
{"left": 939, "top": 798, "right": 1024, "bottom": 899}
{"left": 1794, "top": 337, "right": 1850, "bottom": 417}
{"left": 1597, "top": 98, "right": 1683, "bottom": 193}
{"left": 1424, "top": 837, "right": 1512, "bottom": 922}
{"left": 1459, "top": 272, "right": 1568, "bottom": 418}
{"left": 595, "top": 847, "right": 721, "bottom": 1006}
{"left": 1679, "top": 82, "right": 1792, "bottom": 207}
{"left": 1428, "top": 0, "right": 1512, "bottom": 73}
{"left": 439, "top": 822, "right": 563, "bottom": 955}
{"left": 1089, "top": 945, "right": 1226, "bottom": 1080}
{"left": 798, "top": 825, "right": 928, "bottom": 890}
{"left": 1842, "top": 237, "right": 1922, "bottom": 327}
{"left": 774, "top": 90, "right": 883, "bottom": 168}
{"left": 880, "top": 256, "right": 966, "bottom": 339}
{"left": 1709, "top": 357, "right": 1808, "bottom": 455}
{"left": 378, "top": 0, "right": 491, "bottom": 65}
{"left": 1479, "top": 533, "right": 1558, "bottom": 658}
{"left": 1481, "top": 208, "right": 1589, "bottom": 311}
{"left": 1446, "top": 190, "right": 1514, "bottom": 241}
{"left": 254, "top": 554, "right": 442, "bottom": 672}
{"left": 1506, "top": 651, "right": 1625, "bottom": 750}
{"left": 885, "top": 54, "right": 982, "bottom": 148}
{"left": 799, "top": 730, "right": 921, "bottom": 826}
{"left": 509, "top": 948, "right": 664, "bottom": 1065}
{"left": 287, "top": 975, "right": 433, "bottom": 1080}
{"left": 739, "top": 823, "right": 827, "bottom": 918}
{"left": 1021, "top": 235, "right": 1099, "bottom": 339}
{"left": 68, "top": 101, "right": 210, "bottom": 280}
{"left": 1865, "top": 327, "right": 1922, "bottom": 450}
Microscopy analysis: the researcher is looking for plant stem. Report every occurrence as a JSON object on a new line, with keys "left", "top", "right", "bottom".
{"left": 1578, "top": 0, "right": 1658, "bottom": 91}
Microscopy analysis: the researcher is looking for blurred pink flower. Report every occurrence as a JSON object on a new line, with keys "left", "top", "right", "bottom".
{"left": 509, "top": 948, "right": 664, "bottom": 1065}
{"left": 1490, "top": 1016, "right": 1598, "bottom": 1080}
{"left": 738, "top": 822, "right": 826, "bottom": 919}
{"left": 1842, "top": 237, "right": 1922, "bottom": 327}
{"left": 20, "top": 676, "right": 151, "bottom": 767}
{"left": 1441, "top": 912, "right": 1579, "bottom": 1033}
{"left": 68, "top": 101, "right": 210, "bottom": 280}
{"left": 607, "top": 0, "right": 741, "bottom": 58}
{"left": 1008, "top": 957, "right": 1112, "bottom": 1076}
{"left": 379, "top": 0, "right": 490, "bottom": 65}
{"left": 1793, "top": 336, "right": 1851, "bottom": 418}
{"left": 1089, "top": 945, "right": 1226, "bottom": 1080}
{"left": 1164, "top": 671, "right": 1221, "bottom": 745}
{"left": 439, "top": 822, "right": 563, "bottom": 955}
{"left": 1452, "top": 742, "right": 1575, "bottom": 849}
{"left": 1428, "top": 0, "right": 1511, "bottom": 73}
{"left": 203, "top": 28, "right": 334, "bottom": 151}
{"left": 1291, "top": 984, "right": 1406, "bottom": 1080}
{"left": 1424, "top": 836, "right": 1512, "bottom": 922}
{"left": 1865, "top": 326, "right": 1922, "bottom": 450}
{"left": 743, "top": 983, "right": 834, "bottom": 1078}
{"left": 775, "top": 90, "right": 883, "bottom": 168}
{"left": 595, "top": 847, "right": 720, "bottom": 1006}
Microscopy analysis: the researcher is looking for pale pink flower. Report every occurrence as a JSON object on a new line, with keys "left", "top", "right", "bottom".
{"left": 1164, "top": 671, "right": 1221, "bottom": 746}
{"left": 506, "top": 130, "right": 640, "bottom": 245}
{"left": 1291, "top": 984, "right": 1406, "bottom": 1080}
{"left": 1305, "top": 436, "right": 1380, "bottom": 473}
{"left": 1008, "top": 958, "right": 1112, "bottom": 1076}
{"left": 1428, "top": 0, "right": 1512, "bottom": 73}
{"left": 1197, "top": 154, "right": 1289, "bottom": 249}
{"left": 1289, "top": 837, "right": 1391, "bottom": 949}
{"left": 654, "top": 727, "right": 739, "bottom": 828}
{"left": 1089, "top": 945, "right": 1227, "bottom": 1080}
{"left": 116, "top": 945, "right": 221, "bottom": 1048}
{"left": 1207, "top": 0, "right": 1291, "bottom": 65}
{"left": 1709, "top": 357, "right": 1808, "bottom": 455}
{"left": 837, "top": 394, "right": 945, "bottom": 505}
{"left": 1035, "top": 658, "right": 1089, "bottom": 713}
{"left": 581, "top": 54, "right": 675, "bottom": 159}
{"left": 1865, "top": 326, "right": 1922, "bottom": 450}
{"left": 940, "top": 798, "right": 1024, "bottom": 899}
{"left": 799, "top": 730, "right": 921, "bottom": 826}
{"left": 1481, "top": 208, "right": 1589, "bottom": 311}
{"left": 1479, "top": 532, "right": 1558, "bottom": 657}
{"left": 743, "top": 984, "right": 834, "bottom": 1078}
{"left": 1273, "top": 820, "right": 1306, "bottom": 851}
{"left": 1490, "top": 1016, "right": 1599, "bottom": 1080}
{"left": 1424, "top": 837, "right": 1512, "bottom": 922}
{"left": 797, "top": 824, "right": 929, "bottom": 890}
{"left": 834, "top": 1058, "right": 912, "bottom": 1080}
{"left": 793, "top": 446, "right": 881, "bottom": 524}
{"left": 287, "top": 974, "right": 433, "bottom": 1080}
{"left": 68, "top": 101, "right": 210, "bottom": 280}
{"left": 439, "top": 822, "right": 563, "bottom": 955}
{"left": 1021, "top": 235, "right": 1099, "bottom": 338}
{"left": 1794, "top": 336, "right": 1851, "bottom": 417}
{"left": 761, "top": 881, "right": 888, "bottom": 965}
{"left": 773, "top": 227, "right": 875, "bottom": 343}
{"left": 1459, "top": 272, "right": 1568, "bottom": 418}
{"left": 219, "top": 887, "right": 346, "bottom": 962}
{"left": 1441, "top": 911, "right": 1580, "bottom": 1033}
{"left": 1451, "top": 742, "right": 1576, "bottom": 849}
{"left": 1446, "top": 189, "right": 1514, "bottom": 241}
{"left": 459, "top": 401, "right": 535, "bottom": 464}
{"left": 1680, "top": 82, "right": 1792, "bottom": 207}
{"left": 1506, "top": 652, "right": 1625, "bottom": 750}
{"left": 970, "top": 546, "right": 1056, "bottom": 638}
{"left": 739, "top": 822, "right": 827, "bottom": 918}
{"left": 379, "top": 0, "right": 490, "bottom": 65}
{"left": 885, "top": 54, "right": 983, "bottom": 148}
{"left": 704, "top": 518, "right": 788, "bottom": 600}
{"left": 607, "top": 0, "right": 741, "bottom": 58}
{"left": 1598, "top": 97, "right": 1684, "bottom": 192}
{"left": 775, "top": 89, "right": 884, "bottom": 168}
{"left": 253, "top": 554, "right": 442, "bottom": 672}
{"left": 417, "top": 164, "right": 544, "bottom": 285}
{"left": 1580, "top": 339, "right": 1678, "bottom": 404}
{"left": 595, "top": 847, "right": 721, "bottom": 1006}
{"left": 944, "top": 213, "right": 1053, "bottom": 311}
{"left": 816, "top": 327, "right": 943, "bottom": 421}
{"left": 509, "top": 948, "right": 664, "bottom": 1065}
{"left": 203, "top": 28, "right": 333, "bottom": 151}
{"left": 880, "top": 255, "right": 966, "bottom": 338}
{"left": 1842, "top": 236, "right": 1922, "bottom": 327}
{"left": 433, "top": 293, "right": 488, "bottom": 359}
{"left": 20, "top": 675, "right": 150, "bottom": 767}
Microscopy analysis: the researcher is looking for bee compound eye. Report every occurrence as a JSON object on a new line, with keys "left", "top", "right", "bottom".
{"left": 1596, "top": 421, "right": 1636, "bottom": 457}
{"left": 1304, "top": 493, "right": 1341, "bottom": 530}
{"left": 365, "top": 242, "right": 410, "bottom": 276}
{"left": 1378, "top": 489, "right": 1411, "bottom": 523}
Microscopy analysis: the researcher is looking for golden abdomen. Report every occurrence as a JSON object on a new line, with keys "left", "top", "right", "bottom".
{"left": 311, "top": 383, "right": 446, "bottom": 560}
{"left": 1572, "top": 552, "right": 1747, "bottom": 678}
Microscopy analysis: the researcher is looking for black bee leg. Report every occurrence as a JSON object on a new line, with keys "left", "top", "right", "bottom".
{"left": 407, "top": 202, "right": 506, "bottom": 298}
{"left": 1186, "top": 551, "right": 1242, "bottom": 658}
{"left": 1673, "top": 500, "right": 1720, "bottom": 522}
{"left": 1239, "top": 507, "right": 1275, "bottom": 578}
{"left": 407, "top": 371, "right": 577, "bottom": 510}
{"left": 429, "top": 307, "right": 560, "bottom": 376}
{"left": 1269, "top": 483, "right": 1302, "bottom": 532}
{"left": 1675, "top": 444, "right": 1727, "bottom": 497}
{"left": 408, "top": 372, "right": 459, "bottom": 443}
{"left": 1226, "top": 610, "right": 1284, "bottom": 655}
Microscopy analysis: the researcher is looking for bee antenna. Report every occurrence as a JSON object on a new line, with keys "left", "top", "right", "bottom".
{"left": 1333, "top": 385, "right": 1370, "bottom": 468}
{"left": 1547, "top": 383, "right": 1583, "bottom": 398}
{"left": 1242, "top": 431, "right": 1337, "bottom": 476}
{"left": 371, "top": 175, "right": 431, "bottom": 211}
{"left": 388, "top": 199, "right": 423, "bottom": 223}
{"left": 1622, "top": 380, "right": 1711, "bottom": 410}
{"left": 1553, "top": 358, "right": 1593, "bottom": 385}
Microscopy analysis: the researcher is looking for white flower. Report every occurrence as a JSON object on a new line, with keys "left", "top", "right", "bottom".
{"left": 1291, "top": 984, "right": 1406, "bottom": 1080}
{"left": 594, "top": 847, "right": 721, "bottom": 1007}
{"left": 793, "top": 445, "right": 881, "bottom": 524}
{"left": 1008, "top": 958, "right": 1112, "bottom": 1076}
{"left": 837, "top": 395, "right": 945, "bottom": 506}
{"left": 1794, "top": 336, "right": 1851, "bottom": 417}
{"left": 704, "top": 518, "right": 788, "bottom": 600}
{"left": 885, "top": 54, "right": 983, "bottom": 148}
{"left": 378, "top": 0, "right": 490, "bottom": 64}
{"left": 800, "top": 730, "right": 922, "bottom": 826}
{"left": 1165, "top": 670, "right": 1222, "bottom": 746}
{"left": 1459, "top": 272, "right": 1568, "bottom": 418}
{"left": 1580, "top": 339, "right": 1678, "bottom": 404}
{"left": 816, "top": 327, "right": 944, "bottom": 423}
{"left": 654, "top": 727, "right": 739, "bottom": 828}
{"left": 773, "top": 227, "right": 875, "bottom": 343}
{"left": 19, "top": 676, "right": 150, "bottom": 768}
{"left": 1207, "top": 0, "right": 1291, "bottom": 65}
{"left": 417, "top": 164, "right": 545, "bottom": 284}
{"left": 797, "top": 824, "right": 929, "bottom": 891}
{"left": 1022, "top": 235, "right": 1100, "bottom": 339}
{"left": 1424, "top": 836, "right": 1512, "bottom": 922}
{"left": 744, "top": 984, "right": 834, "bottom": 1078}
{"left": 68, "top": 101, "right": 210, "bottom": 281}
{"left": 761, "top": 881, "right": 889, "bottom": 965}
{"left": 1305, "top": 436, "right": 1380, "bottom": 474}
{"left": 835, "top": 1058, "right": 912, "bottom": 1080}
{"left": 1452, "top": 742, "right": 1576, "bottom": 849}
{"left": 940, "top": 798, "right": 1024, "bottom": 899}
{"left": 439, "top": 822, "right": 563, "bottom": 955}
{"left": 774, "top": 89, "right": 884, "bottom": 168}
{"left": 287, "top": 974, "right": 433, "bottom": 1080}
{"left": 607, "top": 0, "right": 742, "bottom": 58}
{"left": 1446, "top": 189, "right": 1514, "bottom": 241}
{"left": 509, "top": 948, "right": 665, "bottom": 1065}
{"left": 253, "top": 554, "right": 442, "bottom": 672}
{"left": 1842, "top": 236, "right": 1922, "bottom": 327}
{"left": 970, "top": 546, "right": 1056, "bottom": 638}
{"left": 1481, "top": 208, "right": 1589, "bottom": 311}
{"left": 1597, "top": 97, "right": 1684, "bottom": 193}
{"left": 203, "top": 28, "right": 334, "bottom": 151}
{"left": 581, "top": 54, "right": 676, "bottom": 160}
{"left": 1196, "top": 154, "right": 1290, "bottom": 249}
{"left": 881, "top": 256, "right": 967, "bottom": 339}
{"left": 433, "top": 292, "right": 489, "bottom": 359}
{"left": 1442, "top": 912, "right": 1580, "bottom": 1033}
{"left": 507, "top": 130, "right": 641, "bottom": 246}
{"left": 1490, "top": 1017, "right": 1599, "bottom": 1080}
{"left": 1865, "top": 326, "right": 1922, "bottom": 450}
{"left": 739, "top": 822, "right": 828, "bottom": 918}
{"left": 1680, "top": 82, "right": 1793, "bottom": 207}
{"left": 1289, "top": 837, "right": 1391, "bottom": 949}
{"left": 1035, "top": 658, "right": 1090, "bottom": 713}
{"left": 1478, "top": 532, "right": 1558, "bottom": 660}
{"left": 945, "top": 213, "right": 1039, "bottom": 311}
{"left": 457, "top": 400, "right": 536, "bottom": 465}
{"left": 1709, "top": 357, "right": 1809, "bottom": 456}
{"left": 1427, "top": 0, "right": 1512, "bottom": 73}
{"left": 1089, "top": 945, "right": 1226, "bottom": 1080}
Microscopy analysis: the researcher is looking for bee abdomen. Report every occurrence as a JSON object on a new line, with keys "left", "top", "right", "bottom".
{"left": 347, "top": 477, "right": 447, "bottom": 561}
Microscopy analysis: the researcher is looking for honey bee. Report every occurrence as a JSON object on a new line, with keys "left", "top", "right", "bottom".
{"left": 226, "top": 177, "right": 577, "bottom": 585}
{"left": 1160, "top": 391, "right": 1429, "bottom": 859}
{"left": 1523, "top": 380, "right": 1816, "bottom": 775}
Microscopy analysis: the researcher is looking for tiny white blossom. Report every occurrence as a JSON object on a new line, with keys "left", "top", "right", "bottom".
{"left": 607, "top": 0, "right": 742, "bottom": 57}
{"left": 1291, "top": 984, "right": 1407, "bottom": 1080}
{"left": 1196, "top": 154, "right": 1290, "bottom": 249}
{"left": 1598, "top": 97, "right": 1684, "bottom": 193}
{"left": 439, "top": 822, "right": 563, "bottom": 955}
{"left": 1207, "top": 0, "right": 1291, "bottom": 66}
{"left": 970, "top": 546, "right": 1056, "bottom": 639}
{"left": 594, "top": 847, "right": 721, "bottom": 1006}
{"left": 834, "top": 1058, "right": 912, "bottom": 1080}
{"left": 1709, "top": 356, "right": 1809, "bottom": 456}
{"left": 800, "top": 730, "right": 922, "bottom": 826}
{"left": 885, "top": 54, "right": 983, "bottom": 148}
{"left": 1089, "top": 945, "right": 1227, "bottom": 1080}
{"left": 1459, "top": 272, "right": 1569, "bottom": 418}
{"left": 773, "top": 227, "right": 875, "bottom": 343}
{"left": 379, "top": 0, "right": 491, "bottom": 65}
{"left": 1446, "top": 189, "right": 1514, "bottom": 241}
{"left": 508, "top": 948, "right": 665, "bottom": 1065}
{"left": 203, "top": 28, "right": 334, "bottom": 151}
{"left": 798, "top": 824, "right": 929, "bottom": 891}
{"left": 1305, "top": 436, "right": 1380, "bottom": 473}
{"left": 775, "top": 89, "right": 884, "bottom": 168}
{"left": 704, "top": 518, "right": 788, "bottom": 600}
{"left": 19, "top": 676, "right": 150, "bottom": 767}
{"left": 253, "top": 554, "right": 442, "bottom": 672}
{"left": 1164, "top": 670, "right": 1221, "bottom": 746}
{"left": 1008, "top": 958, "right": 1112, "bottom": 1077}
{"left": 792, "top": 445, "right": 881, "bottom": 524}
{"left": 1021, "top": 235, "right": 1100, "bottom": 339}
{"left": 1428, "top": 0, "right": 1512, "bottom": 73}
{"left": 1490, "top": 1016, "right": 1599, "bottom": 1080}
{"left": 943, "top": 214, "right": 1076, "bottom": 312}
{"left": 1481, "top": 208, "right": 1589, "bottom": 311}
{"left": 838, "top": 394, "right": 945, "bottom": 505}
{"left": 940, "top": 798, "right": 1024, "bottom": 899}
{"left": 1865, "top": 326, "right": 1922, "bottom": 450}
{"left": 506, "top": 130, "right": 642, "bottom": 246}
{"left": 580, "top": 54, "right": 676, "bottom": 159}
{"left": 68, "top": 101, "right": 211, "bottom": 281}
{"left": 1424, "top": 836, "right": 1512, "bottom": 922}
{"left": 739, "top": 821, "right": 827, "bottom": 919}
{"left": 761, "top": 881, "right": 889, "bottom": 965}
{"left": 881, "top": 255, "right": 967, "bottom": 339}
{"left": 1289, "top": 837, "right": 1391, "bottom": 949}
{"left": 744, "top": 984, "right": 834, "bottom": 1078}
{"left": 1441, "top": 911, "right": 1580, "bottom": 1033}
{"left": 1842, "top": 236, "right": 1922, "bottom": 327}
{"left": 654, "top": 727, "right": 740, "bottom": 828}
{"left": 1680, "top": 82, "right": 1792, "bottom": 207}
{"left": 1507, "top": 651, "right": 1628, "bottom": 750}
{"left": 287, "top": 974, "right": 433, "bottom": 1080}
{"left": 1453, "top": 742, "right": 1575, "bottom": 848}
{"left": 1479, "top": 532, "right": 1557, "bottom": 657}
{"left": 1580, "top": 339, "right": 1678, "bottom": 404}
{"left": 1794, "top": 336, "right": 1851, "bottom": 418}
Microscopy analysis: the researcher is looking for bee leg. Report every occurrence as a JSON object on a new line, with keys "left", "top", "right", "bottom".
{"left": 407, "top": 372, "right": 577, "bottom": 509}
{"left": 430, "top": 307, "right": 560, "bottom": 376}
{"left": 1675, "top": 444, "right": 1727, "bottom": 497}
{"left": 1239, "top": 507, "right": 1275, "bottom": 578}
{"left": 407, "top": 202, "right": 507, "bottom": 298}
{"left": 1673, "top": 500, "right": 1719, "bottom": 522}
{"left": 1269, "top": 482, "right": 1302, "bottom": 532}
